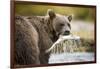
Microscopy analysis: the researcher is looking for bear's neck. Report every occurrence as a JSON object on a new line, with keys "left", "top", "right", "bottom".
{"left": 45, "top": 19, "right": 58, "bottom": 42}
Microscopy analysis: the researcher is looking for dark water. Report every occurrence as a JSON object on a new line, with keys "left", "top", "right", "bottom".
{"left": 49, "top": 52, "right": 94, "bottom": 63}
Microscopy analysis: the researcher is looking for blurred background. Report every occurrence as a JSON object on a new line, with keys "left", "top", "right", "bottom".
{"left": 15, "top": 4, "right": 95, "bottom": 52}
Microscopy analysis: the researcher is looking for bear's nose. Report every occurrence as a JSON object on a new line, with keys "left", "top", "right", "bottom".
{"left": 63, "top": 31, "right": 70, "bottom": 35}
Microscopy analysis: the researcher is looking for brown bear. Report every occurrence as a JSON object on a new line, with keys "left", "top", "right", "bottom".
{"left": 15, "top": 9, "right": 72, "bottom": 65}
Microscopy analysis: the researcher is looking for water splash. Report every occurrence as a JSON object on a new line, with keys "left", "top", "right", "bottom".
{"left": 46, "top": 34, "right": 81, "bottom": 54}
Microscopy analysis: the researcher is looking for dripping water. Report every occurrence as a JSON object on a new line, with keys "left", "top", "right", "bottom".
{"left": 46, "top": 34, "right": 81, "bottom": 54}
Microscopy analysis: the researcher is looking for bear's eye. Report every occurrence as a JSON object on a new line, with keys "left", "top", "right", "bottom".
{"left": 60, "top": 23, "right": 65, "bottom": 26}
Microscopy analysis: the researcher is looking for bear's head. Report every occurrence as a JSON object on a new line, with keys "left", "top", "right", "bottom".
{"left": 45, "top": 9, "right": 72, "bottom": 41}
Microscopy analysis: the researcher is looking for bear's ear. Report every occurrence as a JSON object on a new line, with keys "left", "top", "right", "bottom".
{"left": 68, "top": 15, "right": 72, "bottom": 22}
{"left": 47, "top": 9, "right": 56, "bottom": 19}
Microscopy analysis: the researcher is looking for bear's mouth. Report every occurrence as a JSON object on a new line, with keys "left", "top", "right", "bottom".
{"left": 58, "top": 31, "right": 70, "bottom": 36}
{"left": 62, "top": 31, "right": 70, "bottom": 35}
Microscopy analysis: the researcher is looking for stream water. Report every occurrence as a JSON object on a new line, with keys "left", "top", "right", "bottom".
{"left": 49, "top": 52, "right": 94, "bottom": 63}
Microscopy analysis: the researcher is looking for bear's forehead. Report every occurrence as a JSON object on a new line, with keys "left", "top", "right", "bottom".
{"left": 54, "top": 14, "right": 69, "bottom": 23}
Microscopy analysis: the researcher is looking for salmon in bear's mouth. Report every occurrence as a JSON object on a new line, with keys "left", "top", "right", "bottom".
{"left": 45, "top": 34, "right": 80, "bottom": 53}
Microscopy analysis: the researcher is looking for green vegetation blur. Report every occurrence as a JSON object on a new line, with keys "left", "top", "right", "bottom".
{"left": 15, "top": 4, "right": 95, "bottom": 21}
